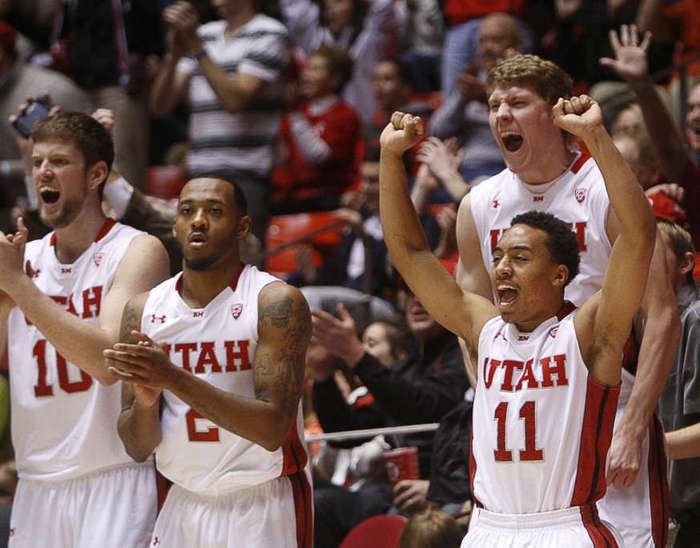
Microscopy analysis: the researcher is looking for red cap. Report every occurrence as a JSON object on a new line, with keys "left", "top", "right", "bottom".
{"left": 0, "top": 21, "right": 17, "bottom": 58}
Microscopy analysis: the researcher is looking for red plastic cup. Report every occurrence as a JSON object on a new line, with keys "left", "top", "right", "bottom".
{"left": 383, "top": 446, "right": 419, "bottom": 486}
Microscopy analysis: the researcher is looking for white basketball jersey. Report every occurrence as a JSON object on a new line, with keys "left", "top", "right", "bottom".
{"left": 143, "top": 265, "right": 309, "bottom": 494}
{"left": 469, "top": 151, "right": 611, "bottom": 306}
{"left": 7, "top": 220, "right": 145, "bottom": 481}
{"left": 471, "top": 304, "right": 620, "bottom": 514}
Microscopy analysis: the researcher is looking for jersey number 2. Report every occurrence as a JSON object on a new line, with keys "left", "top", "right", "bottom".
{"left": 494, "top": 400, "right": 543, "bottom": 462}
{"left": 33, "top": 339, "right": 93, "bottom": 396}
{"left": 186, "top": 408, "right": 220, "bottom": 442}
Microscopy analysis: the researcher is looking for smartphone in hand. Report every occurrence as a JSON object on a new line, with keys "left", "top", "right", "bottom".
{"left": 13, "top": 98, "right": 53, "bottom": 138}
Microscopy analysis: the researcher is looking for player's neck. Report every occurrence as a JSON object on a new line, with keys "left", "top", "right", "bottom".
{"left": 53, "top": 206, "right": 109, "bottom": 265}
{"left": 517, "top": 147, "right": 576, "bottom": 185}
{"left": 180, "top": 259, "right": 243, "bottom": 309}
{"left": 512, "top": 299, "right": 566, "bottom": 333}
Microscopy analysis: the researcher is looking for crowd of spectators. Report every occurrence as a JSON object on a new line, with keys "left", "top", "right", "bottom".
{"left": 1, "top": 0, "right": 700, "bottom": 546}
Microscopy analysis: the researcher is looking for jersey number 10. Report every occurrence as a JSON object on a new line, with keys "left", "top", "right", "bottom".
{"left": 33, "top": 339, "right": 93, "bottom": 396}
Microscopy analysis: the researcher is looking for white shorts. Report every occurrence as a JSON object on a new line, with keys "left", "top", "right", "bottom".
{"left": 597, "top": 410, "right": 669, "bottom": 547}
{"left": 461, "top": 505, "right": 623, "bottom": 548}
{"left": 152, "top": 470, "right": 313, "bottom": 548}
{"left": 9, "top": 463, "right": 157, "bottom": 548}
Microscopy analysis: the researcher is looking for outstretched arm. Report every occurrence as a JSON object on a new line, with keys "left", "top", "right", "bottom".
{"left": 149, "top": 1, "right": 192, "bottom": 116}
{"left": 560, "top": 96, "right": 656, "bottom": 385}
{"left": 605, "top": 233, "right": 680, "bottom": 487}
{"left": 106, "top": 282, "right": 311, "bottom": 451}
{"left": 666, "top": 422, "right": 700, "bottom": 460}
{"left": 0, "top": 221, "right": 170, "bottom": 385}
{"left": 598, "top": 28, "right": 682, "bottom": 487}
{"left": 379, "top": 112, "right": 496, "bottom": 360}
{"left": 600, "top": 25, "right": 689, "bottom": 182}
{"left": 600, "top": 24, "right": 700, "bottom": 248}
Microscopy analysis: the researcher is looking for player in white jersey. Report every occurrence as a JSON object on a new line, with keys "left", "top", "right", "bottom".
{"left": 0, "top": 111, "right": 170, "bottom": 547}
{"left": 377, "top": 95, "right": 655, "bottom": 546}
{"left": 104, "top": 176, "right": 312, "bottom": 547}
{"left": 455, "top": 54, "right": 676, "bottom": 546}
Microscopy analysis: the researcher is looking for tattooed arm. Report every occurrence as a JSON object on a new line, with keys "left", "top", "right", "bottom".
{"left": 173, "top": 281, "right": 310, "bottom": 450}
{"left": 114, "top": 292, "right": 163, "bottom": 462}
{"left": 107, "top": 281, "right": 311, "bottom": 451}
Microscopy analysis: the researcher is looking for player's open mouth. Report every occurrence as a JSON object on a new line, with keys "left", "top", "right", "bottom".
{"left": 497, "top": 287, "right": 518, "bottom": 307}
{"left": 39, "top": 188, "right": 60, "bottom": 204}
{"left": 501, "top": 133, "right": 523, "bottom": 152}
{"left": 188, "top": 232, "right": 208, "bottom": 247}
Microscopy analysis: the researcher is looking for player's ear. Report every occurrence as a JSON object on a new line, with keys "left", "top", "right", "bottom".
{"left": 86, "top": 160, "right": 108, "bottom": 192}
{"left": 236, "top": 215, "right": 252, "bottom": 240}
{"left": 552, "top": 264, "right": 568, "bottom": 288}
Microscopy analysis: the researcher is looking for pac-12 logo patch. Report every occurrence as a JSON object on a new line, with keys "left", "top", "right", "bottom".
{"left": 93, "top": 252, "right": 104, "bottom": 266}
{"left": 575, "top": 188, "right": 587, "bottom": 203}
{"left": 232, "top": 303, "right": 243, "bottom": 319}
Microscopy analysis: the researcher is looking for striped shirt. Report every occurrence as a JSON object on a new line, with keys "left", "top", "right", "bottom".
{"left": 178, "top": 15, "right": 290, "bottom": 181}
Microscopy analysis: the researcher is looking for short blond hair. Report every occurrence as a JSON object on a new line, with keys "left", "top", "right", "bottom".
{"left": 399, "top": 509, "right": 462, "bottom": 548}
{"left": 657, "top": 218, "right": 695, "bottom": 284}
{"left": 486, "top": 54, "right": 573, "bottom": 105}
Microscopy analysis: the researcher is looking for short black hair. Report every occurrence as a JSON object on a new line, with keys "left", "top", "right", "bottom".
{"left": 189, "top": 173, "right": 248, "bottom": 216}
{"left": 510, "top": 210, "right": 580, "bottom": 287}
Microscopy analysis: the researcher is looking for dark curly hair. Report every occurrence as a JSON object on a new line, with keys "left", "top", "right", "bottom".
{"left": 510, "top": 210, "right": 580, "bottom": 287}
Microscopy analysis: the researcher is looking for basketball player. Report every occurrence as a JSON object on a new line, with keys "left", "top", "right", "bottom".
{"left": 0, "top": 112, "right": 170, "bottom": 547}
{"left": 378, "top": 96, "right": 654, "bottom": 545}
{"left": 104, "top": 176, "right": 312, "bottom": 547}
{"left": 456, "top": 54, "right": 676, "bottom": 547}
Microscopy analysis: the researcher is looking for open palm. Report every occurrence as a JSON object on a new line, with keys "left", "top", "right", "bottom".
{"left": 599, "top": 25, "right": 651, "bottom": 85}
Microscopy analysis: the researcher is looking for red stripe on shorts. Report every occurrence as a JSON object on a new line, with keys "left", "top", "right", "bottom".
{"left": 580, "top": 503, "right": 619, "bottom": 547}
{"left": 648, "top": 416, "right": 669, "bottom": 547}
{"left": 288, "top": 470, "right": 313, "bottom": 548}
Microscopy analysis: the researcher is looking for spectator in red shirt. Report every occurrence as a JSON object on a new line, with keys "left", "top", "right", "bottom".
{"left": 274, "top": 45, "right": 360, "bottom": 214}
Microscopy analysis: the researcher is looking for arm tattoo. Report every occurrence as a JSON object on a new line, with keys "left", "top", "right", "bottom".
{"left": 256, "top": 292, "right": 311, "bottom": 418}
{"left": 119, "top": 300, "right": 141, "bottom": 343}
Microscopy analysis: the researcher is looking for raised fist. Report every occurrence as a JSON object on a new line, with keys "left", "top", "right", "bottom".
{"left": 552, "top": 95, "right": 603, "bottom": 138}
{"left": 379, "top": 111, "right": 425, "bottom": 155}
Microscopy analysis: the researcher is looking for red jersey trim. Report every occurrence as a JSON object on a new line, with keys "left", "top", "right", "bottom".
{"left": 94, "top": 218, "right": 117, "bottom": 242}
{"left": 571, "top": 376, "right": 620, "bottom": 506}
{"left": 281, "top": 418, "right": 308, "bottom": 478}
{"left": 469, "top": 428, "right": 483, "bottom": 508}
{"left": 571, "top": 150, "right": 591, "bottom": 174}
{"left": 49, "top": 218, "right": 117, "bottom": 247}
{"left": 173, "top": 264, "right": 246, "bottom": 294}
{"left": 228, "top": 263, "right": 246, "bottom": 292}
{"left": 556, "top": 301, "right": 576, "bottom": 321}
